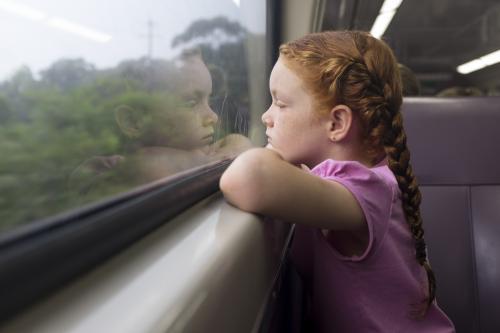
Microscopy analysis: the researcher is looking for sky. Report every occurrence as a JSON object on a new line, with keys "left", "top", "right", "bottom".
{"left": 0, "top": 0, "right": 265, "bottom": 81}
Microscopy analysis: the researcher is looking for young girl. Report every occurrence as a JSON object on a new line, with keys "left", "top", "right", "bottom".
{"left": 220, "top": 31, "right": 455, "bottom": 332}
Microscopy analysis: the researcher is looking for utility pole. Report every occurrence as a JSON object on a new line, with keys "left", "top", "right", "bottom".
{"left": 140, "top": 19, "right": 159, "bottom": 63}
{"left": 147, "top": 19, "right": 154, "bottom": 61}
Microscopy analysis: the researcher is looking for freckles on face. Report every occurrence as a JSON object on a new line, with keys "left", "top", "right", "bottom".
{"left": 269, "top": 58, "right": 305, "bottom": 103}
{"left": 265, "top": 58, "right": 326, "bottom": 165}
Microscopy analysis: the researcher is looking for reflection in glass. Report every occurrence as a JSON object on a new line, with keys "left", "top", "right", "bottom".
{"left": 70, "top": 50, "right": 252, "bottom": 195}
{"left": 0, "top": 0, "right": 266, "bottom": 232}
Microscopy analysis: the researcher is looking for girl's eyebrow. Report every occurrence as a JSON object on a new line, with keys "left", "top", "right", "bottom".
{"left": 271, "top": 89, "right": 291, "bottom": 102}
{"left": 270, "top": 89, "right": 285, "bottom": 98}
{"left": 182, "top": 90, "right": 207, "bottom": 99}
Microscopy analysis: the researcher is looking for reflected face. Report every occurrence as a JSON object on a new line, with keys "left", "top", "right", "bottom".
{"left": 148, "top": 55, "right": 218, "bottom": 150}
{"left": 261, "top": 57, "right": 327, "bottom": 166}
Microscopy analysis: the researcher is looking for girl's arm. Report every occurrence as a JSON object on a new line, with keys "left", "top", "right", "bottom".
{"left": 219, "top": 148, "right": 366, "bottom": 231}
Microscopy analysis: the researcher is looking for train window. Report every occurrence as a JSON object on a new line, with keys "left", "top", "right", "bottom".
{"left": 0, "top": 0, "right": 268, "bottom": 234}
{"left": 322, "top": 0, "right": 500, "bottom": 96}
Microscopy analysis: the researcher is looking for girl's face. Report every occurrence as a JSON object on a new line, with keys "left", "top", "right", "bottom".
{"left": 262, "top": 57, "right": 329, "bottom": 167}
{"left": 148, "top": 56, "right": 218, "bottom": 150}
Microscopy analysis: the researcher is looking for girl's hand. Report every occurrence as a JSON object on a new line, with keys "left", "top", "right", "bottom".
{"left": 300, "top": 164, "right": 311, "bottom": 172}
{"left": 208, "top": 134, "right": 254, "bottom": 159}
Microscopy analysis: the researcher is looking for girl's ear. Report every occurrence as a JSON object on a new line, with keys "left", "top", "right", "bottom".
{"left": 115, "top": 105, "right": 144, "bottom": 138}
{"left": 327, "top": 104, "right": 353, "bottom": 142}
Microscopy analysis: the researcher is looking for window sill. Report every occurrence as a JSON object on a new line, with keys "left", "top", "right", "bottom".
{"left": 1, "top": 193, "right": 293, "bottom": 332}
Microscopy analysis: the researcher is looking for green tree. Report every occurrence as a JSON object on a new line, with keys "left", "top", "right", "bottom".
{"left": 0, "top": 95, "right": 12, "bottom": 123}
{"left": 40, "top": 58, "right": 96, "bottom": 92}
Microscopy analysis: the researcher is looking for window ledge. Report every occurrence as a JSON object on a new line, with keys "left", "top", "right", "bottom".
{"left": 1, "top": 193, "right": 293, "bottom": 333}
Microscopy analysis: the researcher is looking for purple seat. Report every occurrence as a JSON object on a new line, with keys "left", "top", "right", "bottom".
{"left": 402, "top": 97, "right": 500, "bottom": 333}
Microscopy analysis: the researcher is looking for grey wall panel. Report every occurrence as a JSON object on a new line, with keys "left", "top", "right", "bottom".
{"left": 471, "top": 186, "right": 500, "bottom": 333}
{"left": 420, "top": 186, "right": 478, "bottom": 333}
{"left": 402, "top": 97, "right": 500, "bottom": 185}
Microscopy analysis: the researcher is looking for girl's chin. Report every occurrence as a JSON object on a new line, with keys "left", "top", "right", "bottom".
{"left": 265, "top": 144, "right": 289, "bottom": 160}
{"left": 266, "top": 144, "right": 285, "bottom": 157}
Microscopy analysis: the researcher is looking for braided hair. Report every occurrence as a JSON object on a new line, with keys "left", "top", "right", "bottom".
{"left": 279, "top": 31, "right": 436, "bottom": 313}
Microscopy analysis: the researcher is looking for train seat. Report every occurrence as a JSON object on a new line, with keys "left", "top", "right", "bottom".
{"left": 402, "top": 97, "right": 500, "bottom": 333}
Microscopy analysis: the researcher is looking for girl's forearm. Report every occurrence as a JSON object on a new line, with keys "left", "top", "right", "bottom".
{"left": 219, "top": 148, "right": 284, "bottom": 212}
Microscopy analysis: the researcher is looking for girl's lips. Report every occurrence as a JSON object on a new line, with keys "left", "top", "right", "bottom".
{"left": 201, "top": 135, "right": 214, "bottom": 146}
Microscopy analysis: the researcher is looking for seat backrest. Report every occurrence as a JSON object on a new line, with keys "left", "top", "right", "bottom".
{"left": 402, "top": 97, "right": 500, "bottom": 333}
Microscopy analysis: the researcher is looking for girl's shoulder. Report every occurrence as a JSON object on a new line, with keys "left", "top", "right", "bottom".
{"left": 311, "top": 159, "right": 396, "bottom": 189}
{"left": 310, "top": 159, "right": 398, "bottom": 215}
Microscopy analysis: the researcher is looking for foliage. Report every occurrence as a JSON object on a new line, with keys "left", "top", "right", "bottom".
{"left": 0, "top": 58, "right": 165, "bottom": 230}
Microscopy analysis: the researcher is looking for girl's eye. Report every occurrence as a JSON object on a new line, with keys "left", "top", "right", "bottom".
{"left": 183, "top": 99, "right": 198, "bottom": 108}
{"left": 269, "top": 98, "right": 286, "bottom": 109}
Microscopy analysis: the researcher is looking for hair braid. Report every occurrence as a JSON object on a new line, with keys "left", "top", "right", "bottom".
{"left": 360, "top": 83, "right": 436, "bottom": 314}
{"left": 383, "top": 111, "right": 436, "bottom": 309}
{"left": 359, "top": 51, "right": 437, "bottom": 311}
{"left": 349, "top": 34, "right": 437, "bottom": 312}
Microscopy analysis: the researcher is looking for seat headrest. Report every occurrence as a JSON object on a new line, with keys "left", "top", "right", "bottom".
{"left": 401, "top": 97, "right": 500, "bottom": 185}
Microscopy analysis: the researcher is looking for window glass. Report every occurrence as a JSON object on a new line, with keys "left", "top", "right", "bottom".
{"left": 322, "top": 0, "right": 500, "bottom": 96}
{"left": 0, "top": 0, "right": 267, "bottom": 233}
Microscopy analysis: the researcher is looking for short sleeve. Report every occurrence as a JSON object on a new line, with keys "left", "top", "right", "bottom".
{"left": 310, "top": 159, "right": 394, "bottom": 261}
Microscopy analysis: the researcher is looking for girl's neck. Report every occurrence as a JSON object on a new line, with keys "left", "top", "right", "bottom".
{"left": 324, "top": 143, "right": 383, "bottom": 168}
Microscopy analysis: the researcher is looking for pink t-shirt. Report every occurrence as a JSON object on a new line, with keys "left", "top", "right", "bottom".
{"left": 290, "top": 159, "right": 455, "bottom": 332}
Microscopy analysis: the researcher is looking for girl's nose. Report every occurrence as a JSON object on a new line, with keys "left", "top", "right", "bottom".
{"left": 203, "top": 104, "right": 219, "bottom": 126}
{"left": 261, "top": 108, "right": 273, "bottom": 127}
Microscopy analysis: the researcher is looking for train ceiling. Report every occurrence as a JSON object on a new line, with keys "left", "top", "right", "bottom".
{"left": 321, "top": 0, "right": 500, "bottom": 93}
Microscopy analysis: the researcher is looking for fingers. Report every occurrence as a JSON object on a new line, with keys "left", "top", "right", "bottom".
{"left": 300, "top": 164, "right": 311, "bottom": 172}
